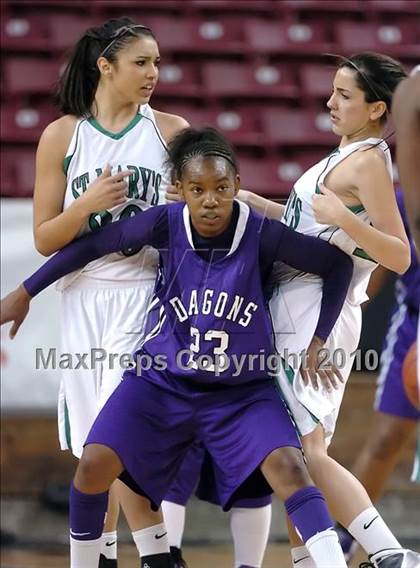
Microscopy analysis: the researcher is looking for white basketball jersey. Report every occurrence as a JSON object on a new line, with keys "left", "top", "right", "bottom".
{"left": 279, "top": 138, "right": 393, "bottom": 305}
{"left": 60, "top": 104, "right": 170, "bottom": 288}
{"left": 270, "top": 138, "right": 393, "bottom": 440}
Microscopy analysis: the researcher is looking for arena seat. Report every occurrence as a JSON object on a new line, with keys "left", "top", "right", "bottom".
{"left": 239, "top": 154, "right": 316, "bottom": 199}
{"left": 281, "top": 0, "right": 363, "bottom": 13}
{"left": 96, "top": 0, "right": 183, "bottom": 11}
{"left": 158, "top": 104, "right": 212, "bottom": 128}
{"left": 4, "top": 57, "right": 62, "bottom": 96}
{"left": 210, "top": 108, "right": 262, "bottom": 146}
{"left": 236, "top": 155, "right": 285, "bottom": 198}
{"left": 202, "top": 62, "right": 297, "bottom": 99}
{"left": 189, "top": 17, "right": 246, "bottom": 53}
{"left": 189, "top": 0, "right": 275, "bottom": 13}
{"left": 151, "top": 104, "right": 263, "bottom": 146}
{"left": 1, "top": 103, "right": 57, "bottom": 143}
{"left": 262, "top": 108, "right": 336, "bottom": 147}
{"left": 1, "top": 14, "right": 50, "bottom": 51}
{"left": 138, "top": 17, "right": 199, "bottom": 52}
{"left": 281, "top": 150, "right": 328, "bottom": 178}
{"left": 143, "top": 16, "right": 246, "bottom": 54}
{"left": 156, "top": 62, "right": 202, "bottom": 98}
{"left": 335, "top": 21, "right": 420, "bottom": 57}
{"left": 48, "top": 15, "right": 99, "bottom": 50}
{"left": 0, "top": 147, "right": 36, "bottom": 198}
{"left": 367, "top": 0, "right": 420, "bottom": 14}
{"left": 300, "top": 64, "right": 335, "bottom": 100}
{"left": 244, "top": 19, "right": 331, "bottom": 54}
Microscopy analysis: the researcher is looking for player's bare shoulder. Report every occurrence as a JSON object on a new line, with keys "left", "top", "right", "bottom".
{"left": 38, "top": 114, "right": 79, "bottom": 157}
{"left": 352, "top": 144, "right": 388, "bottom": 175}
{"left": 152, "top": 109, "right": 189, "bottom": 144}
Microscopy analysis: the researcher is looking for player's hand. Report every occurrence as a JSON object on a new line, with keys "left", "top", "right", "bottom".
{"left": 0, "top": 285, "right": 32, "bottom": 339}
{"left": 79, "top": 164, "right": 131, "bottom": 214}
{"left": 312, "top": 183, "right": 347, "bottom": 226}
{"left": 300, "top": 336, "right": 344, "bottom": 392}
{"left": 165, "top": 184, "right": 183, "bottom": 203}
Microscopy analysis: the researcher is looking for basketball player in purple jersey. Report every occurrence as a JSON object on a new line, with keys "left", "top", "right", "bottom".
{"left": 1, "top": 128, "right": 354, "bottom": 568}
{"left": 336, "top": 189, "right": 419, "bottom": 560}
{"left": 393, "top": 72, "right": 420, "bottom": 492}
{"left": 393, "top": 70, "right": 420, "bottom": 255}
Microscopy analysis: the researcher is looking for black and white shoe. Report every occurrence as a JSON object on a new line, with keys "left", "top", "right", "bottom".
{"left": 99, "top": 553, "right": 118, "bottom": 567}
{"left": 361, "top": 549, "right": 420, "bottom": 568}
{"left": 170, "top": 546, "right": 188, "bottom": 568}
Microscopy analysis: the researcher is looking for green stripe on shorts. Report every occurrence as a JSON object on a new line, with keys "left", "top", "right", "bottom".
{"left": 64, "top": 399, "right": 72, "bottom": 453}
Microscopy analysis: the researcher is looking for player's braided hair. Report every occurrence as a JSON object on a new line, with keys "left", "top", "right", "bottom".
{"left": 55, "top": 17, "right": 156, "bottom": 117}
{"left": 166, "top": 127, "right": 239, "bottom": 182}
{"left": 337, "top": 52, "right": 407, "bottom": 124}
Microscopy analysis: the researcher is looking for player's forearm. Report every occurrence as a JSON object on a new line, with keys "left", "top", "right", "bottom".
{"left": 337, "top": 208, "right": 410, "bottom": 274}
{"left": 394, "top": 116, "right": 420, "bottom": 255}
{"left": 238, "top": 190, "right": 284, "bottom": 220}
{"left": 34, "top": 199, "right": 92, "bottom": 256}
{"left": 393, "top": 74, "right": 420, "bottom": 254}
{"left": 24, "top": 231, "right": 109, "bottom": 297}
{"left": 25, "top": 212, "right": 159, "bottom": 297}
{"left": 314, "top": 252, "right": 353, "bottom": 341}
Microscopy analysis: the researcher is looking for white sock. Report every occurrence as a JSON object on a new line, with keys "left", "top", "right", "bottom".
{"left": 132, "top": 522, "right": 170, "bottom": 558}
{"left": 230, "top": 505, "right": 272, "bottom": 568}
{"left": 291, "top": 546, "right": 316, "bottom": 567}
{"left": 161, "top": 500, "right": 186, "bottom": 548}
{"left": 70, "top": 536, "right": 101, "bottom": 568}
{"left": 347, "top": 507, "right": 401, "bottom": 556}
{"left": 305, "top": 529, "right": 347, "bottom": 568}
{"left": 100, "top": 531, "right": 117, "bottom": 560}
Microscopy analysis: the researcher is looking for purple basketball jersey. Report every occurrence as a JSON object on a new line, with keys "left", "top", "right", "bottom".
{"left": 125, "top": 202, "right": 275, "bottom": 389}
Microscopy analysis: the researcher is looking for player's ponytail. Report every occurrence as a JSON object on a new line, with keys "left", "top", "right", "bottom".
{"left": 166, "top": 127, "right": 239, "bottom": 181}
{"left": 55, "top": 17, "right": 155, "bottom": 118}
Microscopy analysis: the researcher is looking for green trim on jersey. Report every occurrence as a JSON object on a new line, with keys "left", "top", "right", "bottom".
{"left": 347, "top": 203, "right": 365, "bottom": 214}
{"left": 87, "top": 113, "right": 143, "bottom": 140}
{"left": 314, "top": 185, "right": 366, "bottom": 215}
{"left": 281, "top": 357, "right": 295, "bottom": 386}
{"left": 353, "top": 246, "right": 375, "bottom": 262}
{"left": 63, "top": 154, "right": 73, "bottom": 175}
{"left": 62, "top": 119, "right": 85, "bottom": 174}
{"left": 280, "top": 357, "right": 320, "bottom": 427}
{"left": 315, "top": 147, "right": 366, "bottom": 212}
{"left": 315, "top": 150, "right": 340, "bottom": 195}
{"left": 64, "top": 398, "right": 72, "bottom": 452}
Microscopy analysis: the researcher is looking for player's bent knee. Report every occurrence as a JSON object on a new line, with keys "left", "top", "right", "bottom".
{"left": 75, "top": 443, "right": 123, "bottom": 492}
{"left": 262, "top": 447, "right": 312, "bottom": 491}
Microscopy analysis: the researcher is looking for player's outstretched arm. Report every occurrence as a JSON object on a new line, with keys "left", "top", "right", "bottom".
{"left": 0, "top": 285, "right": 31, "bottom": 339}
{"left": 238, "top": 190, "right": 285, "bottom": 220}
{"left": 24, "top": 206, "right": 165, "bottom": 297}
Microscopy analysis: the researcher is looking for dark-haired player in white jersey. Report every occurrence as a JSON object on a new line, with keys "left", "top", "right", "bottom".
{"left": 235, "top": 53, "right": 419, "bottom": 567}
{"left": 30, "top": 16, "right": 188, "bottom": 567}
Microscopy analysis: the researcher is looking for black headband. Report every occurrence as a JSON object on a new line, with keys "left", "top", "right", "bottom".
{"left": 324, "top": 53, "right": 385, "bottom": 102}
